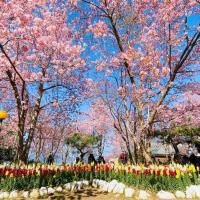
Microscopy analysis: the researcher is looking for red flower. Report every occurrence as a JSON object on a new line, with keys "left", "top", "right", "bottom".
{"left": 144, "top": 169, "right": 150, "bottom": 175}
{"left": 104, "top": 164, "right": 110, "bottom": 171}
{"left": 17, "top": 169, "right": 22, "bottom": 176}
{"left": 0, "top": 168, "right": 6, "bottom": 176}
{"left": 29, "top": 169, "right": 33, "bottom": 176}
{"left": 132, "top": 169, "right": 136, "bottom": 174}
{"left": 33, "top": 169, "right": 36, "bottom": 176}
{"left": 13, "top": 168, "right": 17, "bottom": 177}
{"left": 156, "top": 170, "right": 160, "bottom": 176}
{"left": 162, "top": 169, "right": 167, "bottom": 176}
{"left": 95, "top": 166, "right": 100, "bottom": 171}
{"left": 169, "top": 170, "right": 176, "bottom": 177}
{"left": 23, "top": 169, "right": 28, "bottom": 176}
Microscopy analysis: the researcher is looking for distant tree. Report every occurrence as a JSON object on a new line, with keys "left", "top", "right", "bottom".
{"left": 0, "top": 147, "right": 15, "bottom": 163}
{"left": 65, "top": 133, "right": 99, "bottom": 161}
{"left": 154, "top": 126, "right": 200, "bottom": 162}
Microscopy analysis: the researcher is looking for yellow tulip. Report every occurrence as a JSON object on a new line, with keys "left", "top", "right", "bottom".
{"left": 176, "top": 174, "right": 180, "bottom": 179}
{"left": 176, "top": 169, "right": 180, "bottom": 175}
{"left": 181, "top": 172, "right": 184, "bottom": 176}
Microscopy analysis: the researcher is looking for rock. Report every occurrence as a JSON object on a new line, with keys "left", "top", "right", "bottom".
{"left": 138, "top": 190, "right": 150, "bottom": 200}
{"left": 112, "top": 183, "right": 125, "bottom": 194}
{"left": 9, "top": 190, "right": 18, "bottom": 198}
{"left": 92, "top": 179, "right": 99, "bottom": 188}
{"left": 197, "top": 191, "right": 200, "bottom": 198}
{"left": 2, "top": 192, "right": 9, "bottom": 199}
{"left": 124, "top": 188, "right": 135, "bottom": 198}
{"left": 30, "top": 189, "right": 40, "bottom": 198}
{"left": 39, "top": 187, "right": 48, "bottom": 196}
{"left": 76, "top": 181, "right": 83, "bottom": 190}
{"left": 175, "top": 191, "right": 185, "bottom": 199}
{"left": 22, "top": 191, "right": 29, "bottom": 198}
{"left": 0, "top": 193, "right": 3, "bottom": 200}
{"left": 98, "top": 180, "right": 107, "bottom": 189}
{"left": 107, "top": 180, "right": 118, "bottom": 192}
{"left": 64, "top": 183, "right": 71, "bottom": 191}
{"left": 195, "top": 185, "right": 200, "bottom": 198}
{"left": 156, "top": 190, "right": 176, "bottom": 200}
{"left": 47, "top": 187, "right": 55, "bottom": 195}
{"left": 101, "top": 182, "right": 109, "bottom": 192}
{"left": 185, "top": 185, "right": 199, "bottom": 199}
{"left": 56, "top": 186, "right": 63, "bottom": 192}
{"left": 71, "top": 182, "right": 77, "bottom": 191}
{"left": 82, "top": 180, "right": 89, "bottom": 186}
{"left": 69, "top": 181, "right": 82, "bottom": 192}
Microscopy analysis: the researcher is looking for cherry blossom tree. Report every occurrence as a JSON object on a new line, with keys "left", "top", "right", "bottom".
{"left": 0, "top": 0, "right": 86, "bottom": 162}
{"left": 30, "top": 108, "right": 75, "bottom": 163}
{"left": 88, "top": 86, "right": 137, "bottom": 162}
{"left": 84, "top": 99, "right": 113, "bottom": 156}
{"left": 78, "top": 0, "right": 200, "bottom": 162}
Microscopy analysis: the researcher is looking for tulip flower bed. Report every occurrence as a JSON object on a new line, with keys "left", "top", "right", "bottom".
{"left": 0, "top": 163, "right": 199, "bottom": 192}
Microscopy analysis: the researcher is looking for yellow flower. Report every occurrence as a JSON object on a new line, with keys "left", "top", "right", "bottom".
{"left": 188, "top": 165, "right": 196, "bottom": 173}
{"left": 114, "top": 159, "right": 119, "bottom": 167}
{"left": 125, "top": 166, "right": 129, "bottom": 172}
{"left": 181, "top": 172, "right": 184, "bottom": 176}
{"left": 176, "top": 174, "right": 180, "bottom": 179}
{"left": 176, "top": 169, "right": 180, "bottom": 175}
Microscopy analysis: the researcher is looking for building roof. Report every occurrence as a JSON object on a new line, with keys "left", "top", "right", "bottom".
{"left": 151, "top": 143, "right": 175, "bottom": 155}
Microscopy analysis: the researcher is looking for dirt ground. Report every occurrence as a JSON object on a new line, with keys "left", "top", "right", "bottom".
{"left": 39, "top": 188, "right": 156, "bottom": 200}
{"left": 12, "top": 187, "right": 200, "bottom": 200}
{"left": 52, "top": 188, "right": 127, "bottom": 200}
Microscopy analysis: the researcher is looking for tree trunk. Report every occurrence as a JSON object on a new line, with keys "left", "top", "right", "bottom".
{"left": 80, "top": 152, "right": 87, "bottom": 162}
{"left": 98, "top": 135, "right": 103, "bottom": 156}
{"left": 142, "top": 148, "right": 152, "bottom": 164}
{"left": 133, "top": 142, "right": 138, "bottom": 163}
{"left": 16, "top": 133, "right": 26, "bottom": 163}
{"left": 141, "top": 139, "right": 152, "bottom": 164}
{"left": 35, "top": 137, "right": 42, "bottom": 164}
{"left": 126, "top": 141, "right": 135, "bottom": 164}
{"left": 133, "top": 137, "right": 152, "bottom": 164}
{"left": 17, "top": 148, "right": 28, "bottom": 163}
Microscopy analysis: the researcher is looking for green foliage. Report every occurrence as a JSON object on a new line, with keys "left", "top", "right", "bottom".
{"left": 154, "top": 126, "right": 200, "bottom": 148}
{"left": 65, "top": 132, "right": 100, "bottom": 153}
{"left": 154, "top": 126, "right": 200, "bottom": 138}
{"left": 0, "top": 148, "right": 15, "bottom": 163}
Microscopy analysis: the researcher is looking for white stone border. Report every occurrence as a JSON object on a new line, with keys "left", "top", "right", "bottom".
{"left": 0, "top": 180, "right": 200, "bottom": 199}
